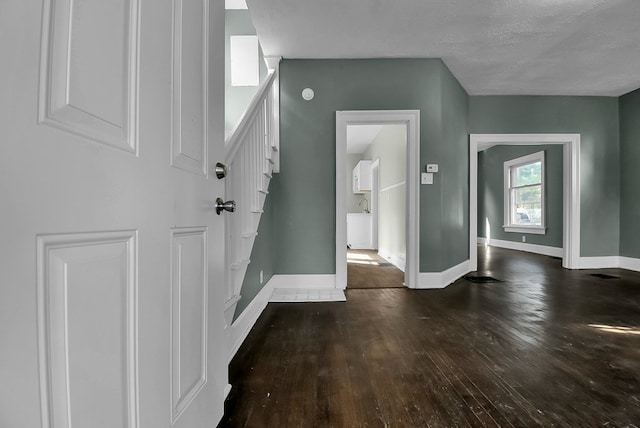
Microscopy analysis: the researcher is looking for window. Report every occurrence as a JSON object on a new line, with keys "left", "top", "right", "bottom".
{"left": 230, "top": 35, "right": 259, "bottom": 87}
{"left": 503, "top": 151, "right": 546, "bottom": 234}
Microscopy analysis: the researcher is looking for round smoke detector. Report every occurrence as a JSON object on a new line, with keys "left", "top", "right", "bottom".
{"left": 301, "top": 87, "right": 314, "bottom": 101}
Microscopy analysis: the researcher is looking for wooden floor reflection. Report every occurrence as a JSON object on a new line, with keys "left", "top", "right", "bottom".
{"left": 220, "top": 246, "right": 640, "bottom": 427}
{"left": 347, "top": 249, "right": 405, "bottom": 289}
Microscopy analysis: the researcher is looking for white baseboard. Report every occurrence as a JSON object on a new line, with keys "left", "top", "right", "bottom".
{"left": 620, "top": 256, "right": 640, "bottom": 272}
{"left": 349, "top": 244, "right": 374, "bottom": 250}
{"left": 378, "top": 248, "right": 406, "bottom": 272}
{"left": 478, "top": 237, "right": 563, "bottom": 258}
{"left": 267, "top": 274, "right": 337, "bottom": 289}
{"left": 576, "top": 255, "right": 640, "bottom": 271}
{"left": 478, "top": 237, "right": 640, "bottom": 273}
{"left": 576, "top": 256, "right": 620, "bottom": 269}
{"left": 416, "top": 259, "right": 470, "bottom": 289}
{"left": 226, "top": 279, "right": 275, "bottom": 362}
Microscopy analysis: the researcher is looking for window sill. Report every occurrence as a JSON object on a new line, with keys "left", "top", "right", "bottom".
{"left": 503, "top": 226, "right": 546, "bottom": 235}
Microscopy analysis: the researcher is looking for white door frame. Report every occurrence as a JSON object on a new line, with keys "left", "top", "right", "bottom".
{"left": 469, "top": 134, "right": 581, "bottom": 270}
{"left": 371, "top": 159, "right": 380, "bottom": 249}
{"left": 336, "top": 110, "right": 420, "bottom": 289}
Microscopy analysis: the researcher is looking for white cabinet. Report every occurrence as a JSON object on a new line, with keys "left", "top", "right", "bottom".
{"left": 352, "top": 160, "right": 372, "bottom": 193}
{"left": 347, "top": 213, "right": 373, "bottom": 249}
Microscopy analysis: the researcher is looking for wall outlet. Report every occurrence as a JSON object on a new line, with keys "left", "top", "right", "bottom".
{"left": 421, "top": 172, "right": 434, "bottom": 184}
{"left": 522, "top": 236, "right": 526, "bottom": 243}
{"left": 260, "top": 270, "right": 263, "bottom": 284}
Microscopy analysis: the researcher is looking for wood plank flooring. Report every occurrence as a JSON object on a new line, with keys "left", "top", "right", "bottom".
{"left": 347, "top": 249, "right": 405, "bottom": 289}
{"left": 219, "top": 246, "right": 640, "bottom": 427}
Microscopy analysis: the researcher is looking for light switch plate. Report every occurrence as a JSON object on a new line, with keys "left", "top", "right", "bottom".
{"left": 421, "top": 172, "right": 433, "bottom": 184}
{"left": 426, "top": 164, "right": 438, "bottom": 173}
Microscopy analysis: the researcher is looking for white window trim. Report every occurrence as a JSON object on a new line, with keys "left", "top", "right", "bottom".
{"left": 503, "top": 150, "right": 546, "bottom": 234}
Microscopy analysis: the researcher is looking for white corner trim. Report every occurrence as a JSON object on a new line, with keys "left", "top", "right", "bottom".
{"left": 415, "top": 260, "right": 471, "bottom": 289}
{"left": 378, "top": 248, "right": 406, "bottom": 272}
{"left": 619, "top": 257, "right": 640, "bottom": 272}
{"left": 226, "top": 279, "right": 275, "bottom": 362}
{"left": 267, "top": 274, "right": 338, "bottom": 289}
{"left": 479, "top": 237, "right": 563, "bottom": 258}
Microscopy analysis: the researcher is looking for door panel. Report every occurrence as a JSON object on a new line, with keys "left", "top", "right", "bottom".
{"left": 171, "top": 0, "right": 208, "bottom": 175}
{"left": 39, "top": 0, "right": 138, "bottom": 152}
{"left": 37, "top": 231, "right": 138, "bottom": 428}
{"left": 170, "top": 227, "right": 208, "bottom": 423}
{"left": 0, "top": 0, "right": 227, "bottom": 427}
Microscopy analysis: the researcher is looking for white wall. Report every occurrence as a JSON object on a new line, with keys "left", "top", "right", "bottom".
{"left": 364, "top": 125, "right": 406, "bottom": 267}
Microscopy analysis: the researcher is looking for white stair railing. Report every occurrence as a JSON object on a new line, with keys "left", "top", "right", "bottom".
{"left": 223, "top": 68, "right": 279, "bottom": 324}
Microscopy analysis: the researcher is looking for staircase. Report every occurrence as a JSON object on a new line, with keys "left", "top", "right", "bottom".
{"left": 223, "top": 64, "right": 280, "bottom": 325}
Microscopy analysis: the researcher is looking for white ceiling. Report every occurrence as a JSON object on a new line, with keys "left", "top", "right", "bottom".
{"left": 347, "top": 125, "right": 383, "bottom": 154}
{"left": 246, "top": 0, "right": 640, "bottom": 96}
{"left": 225, "top": 0, "right": 247, "bottom": 10}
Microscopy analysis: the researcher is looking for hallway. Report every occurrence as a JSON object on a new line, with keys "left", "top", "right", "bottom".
{"left": 220, "top": 246, "right": 640, "bottom": 427}
{"left": 347, "top": 249, "right": 405, "bottom": 289}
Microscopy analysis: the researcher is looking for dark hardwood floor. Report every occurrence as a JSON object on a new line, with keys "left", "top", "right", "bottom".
{"left": 347, "top": 249, "right": 405, "bottom": 289}
{"left": 219, "top": 246, "right": 640, "bottom": 427}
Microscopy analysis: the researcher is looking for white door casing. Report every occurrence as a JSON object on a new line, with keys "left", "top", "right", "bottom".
{"left": 469, "top": 134, "right": 581, "bottom": 270}
{"left": 371, "top": 159, "right": 380, "bottom": 249}
{"left": 336, "top": 110, "right": 420, "bottom": 289}
{"left": 0, "top": 0, "right": 227, "bottom": 427}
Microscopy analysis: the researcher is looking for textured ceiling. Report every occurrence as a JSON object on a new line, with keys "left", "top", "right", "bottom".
{"left": 247, "top": 0, "right": 640, "bottom": 96}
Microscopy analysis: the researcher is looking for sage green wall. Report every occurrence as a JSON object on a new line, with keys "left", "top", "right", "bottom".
{"left": 233, "top": 193, "right": 274, "bottom": 320}
{"left": 364, "top": 125, "right": 406, "bottom": 262}
{"left": 620, "top": 88, "right": 640, "bottom": 258}
{"left": 364, "top": 125, "right": 406, "bottom": 189}
{"left": 469, "top": 96, "right": 620, "bottom": 257}
{"left": 477, "top": 145, "right": 563, "bottom": 248}
{"left": 271, "top": 59, "right": 470, "bottom": 274}
{"left": 439, "top": 64, "right": 471, "bottom": 268}
{"left": 225, "top": 10, "right": 267, "bottom": 134}
{"left": 347, "top": 154, "right": 366, "bottom": 213}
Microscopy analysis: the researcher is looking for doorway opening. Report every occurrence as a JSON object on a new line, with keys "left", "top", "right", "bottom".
{"left": 346, "top": 125, "right": 406, "bottom": 288}
{"left": 336, "top": 110, "right": 420, "bottom": 289}
{"left": 469, "top": 134, "right": 581, "bottom": 270}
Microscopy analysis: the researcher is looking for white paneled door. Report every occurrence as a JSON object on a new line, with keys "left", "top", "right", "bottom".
{"left": 0, "top": 0, "right": 227, "bottom": 427}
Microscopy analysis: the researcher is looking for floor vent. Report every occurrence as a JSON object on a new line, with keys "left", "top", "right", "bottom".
{"left": 464, "top": 275, "right": 503, "bottom": 283}
{"left": 589, "top": 273, "right": 620, "bottom": 280}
